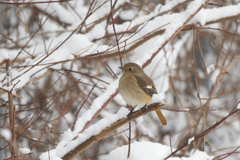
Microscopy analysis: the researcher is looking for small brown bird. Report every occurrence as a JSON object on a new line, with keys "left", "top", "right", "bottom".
{"left": 118, "top": 62, "right": 167, "bottom": 125}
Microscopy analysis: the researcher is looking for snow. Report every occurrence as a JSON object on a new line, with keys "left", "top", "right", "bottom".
{"left": 0, "top": 129, "right": 11, "bottom": 141}
{"left": 188, "top": 150, "right": 214, "bottom": 160}
{"left": 133, "top": 0, "right": 208, "bottom": 69}
{"left": 40, "top": 141, "right": 214, "bottom": 160}
{"left": 87, "top": 23, "right": 106, "bottom": 40}
{"left": 0, "top": 49, "right": 9, "bottom": 62}
{"left": 151, "top": 93, "right": 165, "bottom": 104}
{"left": 0, "top": 85, "right": 17, "bottom": 97}
{"left": 56, "top": 107, "right": 129, "bottom": 157}
{"left": 105, "top": 141, "right": 213, "bottom": 160}
{"left": 189, "top": 9, "right": 206, "bottom": 26}
{"left": 207, "top": 64, "right": 215, "bottom": 74}
{"left": 156, "top": 0, "right": 188, "bottom": 14}
{"left": 106, "top": 2, "right": 240, "bottom": 60}
{"left": 34, "top": 3, "right": 74, "bottom": 25}
{"left": 19, "top": 148, "right": 31, "bottom": 154}
{"left": 237, "top": 102, "right": 240, "bottom": 109}
{"left": 210, "top": 68, "right": 221, "bottom": 85}
{"left": 2, "top": 0, "right": 240, "bottom": 160}
{"left": 188, "top": 137, "right": 195, "bottom": 144}
{"left": 40, "top": 0, "right": 214, "bottom": 159}
{"left": 0, "top": 86, "right": 12, "bottom": 92}
{"left": 40, "top": 107, "right": 129, "bottom": 159}
{"left": 119, "top": 10, "right": 136, "bottom": 20}
{"left": 205, "top": 3, "right": 240, "bottom": 23}
{"left": 72, "top": 80, "right": 120, "bottom": 136}
{"left": 1, "top": 1, "right": 239, "bottom": 93}
{"left": 39, "top": 149, "right": 62, "bottom": 160}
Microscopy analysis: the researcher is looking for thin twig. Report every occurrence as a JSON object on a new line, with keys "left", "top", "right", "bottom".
{"left": 127, "top": 121, "right": 131, "bottom": 158}
{"left": 97, "top": 51, "right": 118, "bottom": 79}
{"left": 110, "top": 0, "right": 122, "bottom": 67}
{"left": 164, "top": 102, "right": 240, "bottom": 160}
{"left": 72, "top": 84, "right": 96, "bottom": 131}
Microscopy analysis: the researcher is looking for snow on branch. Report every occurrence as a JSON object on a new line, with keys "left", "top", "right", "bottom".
{"left": 38, "top": 1, "right": 212, "bottom": 159}
{"left": 84, "top": 3, "right": 240, "bottom": 61}
{"left": 1, "top": 1, "right": 239, "bottom": 96}
{"left": 39, "top": 102, "right": 166, "bottom": 160}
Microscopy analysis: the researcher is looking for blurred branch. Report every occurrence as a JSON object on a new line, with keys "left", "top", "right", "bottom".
{"left": 71, "top": 4, "right": 240, "bottom": 62}
{"left": 5, "top": 59, "right": 18, "bottom": 158}
{"left": 110, "top": 0, "right": 122, "bottom": 67}
{"left": 5, "top": 10, "right": 237, "bottom": 64}
{"left": 213, "top": 146, "right": 240, "bottom": 160}
{"left": 164, "top": 102, "right": 240, "bottom": 160}
{"left": 1, "top": 0, "right": 239, "bottom": 159}
{"left": 72, "top": 0, "right": 210, "bottom": 139}
{"left": 0, "top": 82, "right": 23, "bottom": 99}
{"left": 0, "top": 0, "right": 71, "bottom": 5}
{"left": 143, "top": 0, "right": 208, "bottom": 68}
{"left": 97, "top": 51, "right": 118, "bottom": 79}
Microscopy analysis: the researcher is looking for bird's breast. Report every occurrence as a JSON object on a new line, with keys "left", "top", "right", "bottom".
{"left": 119, "top": 75, "right": 151, "bottom": 107}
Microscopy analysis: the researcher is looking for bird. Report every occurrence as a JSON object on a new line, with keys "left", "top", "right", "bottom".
{"left": 118, "top": 62, "right": 167, "bottom": 125}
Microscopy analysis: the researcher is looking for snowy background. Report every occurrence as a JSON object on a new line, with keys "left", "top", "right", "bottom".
{"left": 0, "top": 0, "right": 240, "bottom": 159}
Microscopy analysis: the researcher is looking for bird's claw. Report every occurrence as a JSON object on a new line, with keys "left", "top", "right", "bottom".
{"left": 127, "top": 105, "right": 136, "bottom": 120}
{"left": 140, "top": 104, "right": 147, "bottom": 112}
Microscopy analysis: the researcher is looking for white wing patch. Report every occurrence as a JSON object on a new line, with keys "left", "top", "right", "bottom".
{"left": 146, "top": 85, "right": 153, "bottom": 89}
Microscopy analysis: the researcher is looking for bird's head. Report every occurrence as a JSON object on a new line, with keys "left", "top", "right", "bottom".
{"left": 119, "top": 63, "right": 144, "bottom": 76}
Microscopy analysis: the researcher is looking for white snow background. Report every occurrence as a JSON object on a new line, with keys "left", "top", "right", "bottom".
{"left": 0, "top": 0, "right": 240, "bottom": 159}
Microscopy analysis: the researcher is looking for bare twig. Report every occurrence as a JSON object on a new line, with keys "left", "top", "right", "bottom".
{"left": 164, "top": 102, "right": 240, "bottom": 160}
{"left": 72, "top": 84, "right": 96, "bottom": 131}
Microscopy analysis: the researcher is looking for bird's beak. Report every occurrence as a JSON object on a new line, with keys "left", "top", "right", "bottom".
{"left": 119, "top": 67, "right": 124, "bottom": 70}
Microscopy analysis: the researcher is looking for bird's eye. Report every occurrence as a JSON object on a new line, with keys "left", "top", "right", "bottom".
{"left": 129, "top": 68, "right": 133, "bottom": 71}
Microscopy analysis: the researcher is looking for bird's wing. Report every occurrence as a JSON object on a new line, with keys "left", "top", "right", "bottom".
{"left": 134, "top": 75, "right": 157, "bottom": 96}
{"left": 134, "top": 75, "right": 167, "bottom": 125}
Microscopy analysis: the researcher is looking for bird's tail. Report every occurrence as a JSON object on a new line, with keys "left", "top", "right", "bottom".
{"left": 155, "top": 108, "right": 167, "bottom": 125}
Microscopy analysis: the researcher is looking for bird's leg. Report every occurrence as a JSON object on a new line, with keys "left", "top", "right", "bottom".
{"left": 126, "top": 104, "right": 134, "bottom": 111}
{"left": 127, "top": 105, "right": 137, "bottom": 120}
{"left": 140, "top": 104, "right": 148, "bottom": 112}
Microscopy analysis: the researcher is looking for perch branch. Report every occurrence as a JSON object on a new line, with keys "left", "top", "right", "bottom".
{"left": 62, "top": 102, "right": 165, "bottom": 160}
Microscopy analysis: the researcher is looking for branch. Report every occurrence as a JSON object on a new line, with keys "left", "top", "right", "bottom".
{"left": 76, "top": 4, "right": 240, "bottom": 62}
{"left": 164, "top": 102, "right": 240, "bottom": 160}
{"left": 62, "top": 102, "right": 165, "bottom": 160}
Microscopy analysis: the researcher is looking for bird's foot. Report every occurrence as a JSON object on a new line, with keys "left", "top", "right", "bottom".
{"left": 126, "top": 104, "right": 134, "bottom": 111}
{"left": 140, "top": 104, "right": 148, "bottom": 112}
{"left": 127, "top": 105, "right": 136, "bottom": 120}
